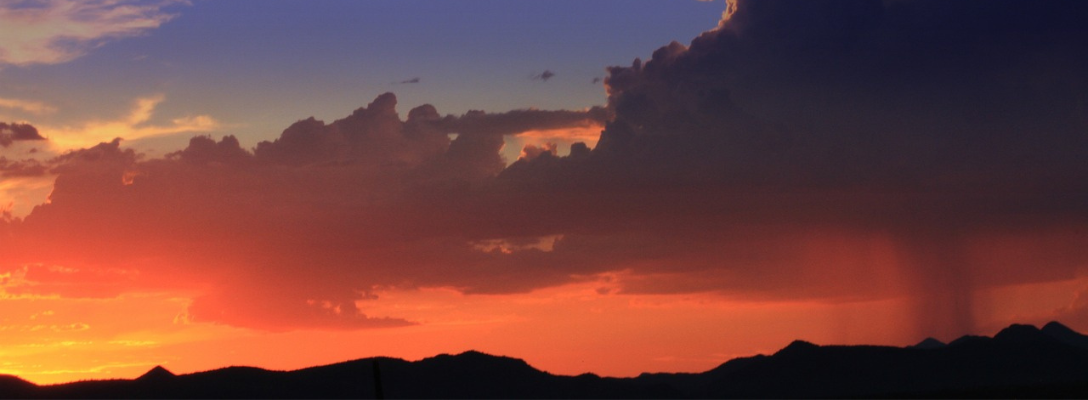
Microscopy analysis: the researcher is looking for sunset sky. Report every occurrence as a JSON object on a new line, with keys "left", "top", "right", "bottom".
{"left": 2, "top": 0, "right": 1088, "bottom": 385}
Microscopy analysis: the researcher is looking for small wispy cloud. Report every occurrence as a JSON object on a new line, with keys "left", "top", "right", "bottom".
{"left": 396, "top": 77, "right": 421, "bottom": 84}
{"left": 0, "top": 0, "right": 186, "bottom": 66}
{"left": 0, "top": 97, "right": 57, "bottom": 115}
{"left": 40, "top": 94, "right": 219, "bottom": 150}
{"left": 532, "top": 70, "right": 555, "bottom": 82}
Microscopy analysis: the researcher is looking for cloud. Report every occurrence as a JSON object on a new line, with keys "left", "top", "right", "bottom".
{"left": 519, "top": 143, "right": 556, "bottom": 162}
{"left": 3, "top": 1, "right": 1088, "bottom": 338}
{"left": 39, "top": 94, "right": 219, "bottom": 150}
{"left": 0, "top": 157, "right": 47, "bottom": 177}
{"left": 169, "top": 135, "right": 251, "bottom": 166}
{"left": 1, "top": 92, "right": 608, "bottom": 330}
{"left": 532, "top": 70, "right": 555, "bottom": 81}
{"left": 572, "top": 0, "right": 1088, "bottom": 336}
{"left": 0, "top": 122, "right": 45, "bottom": 147}
{"left": 0, "top": 121, "right": 52, "bottom": 216}
{"left": 0, "top": 0, "right": 184, "bottom": 66}
{"left": 250, "top": 93, "right": 606, "bottom": 179}
{"left": 397, "top": 77, "right": 421, "bottom": 84}
{"left": 434, "top": 106, "right": 608, "bottom": 137}
{"left": 586, "top": 0, "right": 1088, "bottom": 193}
{"left": 0, "top": 97, "right": 56, "bottom": 115}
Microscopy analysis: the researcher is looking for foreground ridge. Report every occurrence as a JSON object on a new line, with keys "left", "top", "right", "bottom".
{"left": 4, "top": 322, "right": 1088, "bottom": 399}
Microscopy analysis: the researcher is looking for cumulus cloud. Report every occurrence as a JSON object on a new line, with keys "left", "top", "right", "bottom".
{"left": 0, "top": 0, "right": 184, "bottom": 66}
{"left": 0, "top": 93, "right": 608, "bottom": 330}
{"left": 169, "top": 135, "right": 251, "bottom": 166}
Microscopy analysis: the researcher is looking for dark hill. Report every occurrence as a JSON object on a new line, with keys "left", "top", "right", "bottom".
{"left": 8, "top": 322, "right": 1088, "bottom": 398}
{"left": 1042, "top": 321, "right": 1088, "bottom": 350}
{"left": 0, "top": 375, "right": 36, "bottom": 398}
{"left": 910, "top": 337, "right": 947, "bottom": 349}
{"left": 136, "top": 366, "right": 175, "bottom": 382}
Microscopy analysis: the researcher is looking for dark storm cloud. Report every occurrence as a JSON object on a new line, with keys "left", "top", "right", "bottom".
{"left": 591, "top": 0, "right": 1088, "bottom": 193}
{"left": 467, "top": 0, "right": 1088, "bottom": 337}
{"left": 559, "top": 0, "right": 1088, "bottom": 336}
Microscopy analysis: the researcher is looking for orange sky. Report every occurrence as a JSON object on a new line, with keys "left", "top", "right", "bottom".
{"left": 3, "top": 251, "right": 1086, "bottom": 384}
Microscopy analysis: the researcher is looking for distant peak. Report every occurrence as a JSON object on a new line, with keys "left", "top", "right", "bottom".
{"left": 994, "top": 323, "right": 1043, "bottom": 343}
{"left": 948, "top": 335, "right": 990, "bottom": 347}
{"left": 1040, "top": 321, "right": 1088, "bottom": 350}
{"left": 1042, "top": 321, "right": 1074, "bottom": 333}
{"left": 457, "top": 350, "right": 491, "bottom": 357}
{"left": 1004, "top": 323, "right": 1041, "bottom": 331}
{"left": 911, "top": 337, "right": 947, "bottom": 349}
{"left": 453, "top": 350, "right": 529, "bottom": 365}
{"left": 136, "top": 365, "right": 176, "bottom": 381}
{"left": 775, "top": 340, "right": 819, "bottom": 356}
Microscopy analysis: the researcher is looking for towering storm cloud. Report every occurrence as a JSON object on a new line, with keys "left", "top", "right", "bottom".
{"left": 577, "top": 0, "right": 1088, "bottom": 334}
{"left": 2, "top": 0, "right": 1087, "bottom": 340}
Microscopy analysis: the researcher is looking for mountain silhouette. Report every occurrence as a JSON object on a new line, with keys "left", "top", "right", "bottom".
{"left": 6, "top": 322, "right": 1088, "bottom": 398}
{"left": 136, "top": 366, "right": 175, "bottom": 382}
{"left": 910, "top": 337, "right": 947, "bottom": 349}
{"left": 1042, "top": 321, "right": 1088, "bottom": 350}
{"left": 0, "top": 375, "right": 35, "bottom": 399}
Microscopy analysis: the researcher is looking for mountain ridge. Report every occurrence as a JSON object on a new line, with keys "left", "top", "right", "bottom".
{"left": 4, "top": 321, "right": 1088, "bottom": 398}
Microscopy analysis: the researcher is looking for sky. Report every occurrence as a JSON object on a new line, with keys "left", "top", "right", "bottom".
{"left": 2, "top": 0, "right": 1088, "bottom": 385}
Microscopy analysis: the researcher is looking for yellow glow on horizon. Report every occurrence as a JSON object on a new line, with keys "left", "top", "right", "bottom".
{"left": 1, "top": 251, "right": 1085, "bottom": 386}
{"left": 0, "top": 274, "right": 1084, "bottom": 385}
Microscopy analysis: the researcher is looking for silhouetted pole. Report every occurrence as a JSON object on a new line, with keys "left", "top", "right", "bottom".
{"left": 372, "top": 359, "right": 385, "bottom": 399}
